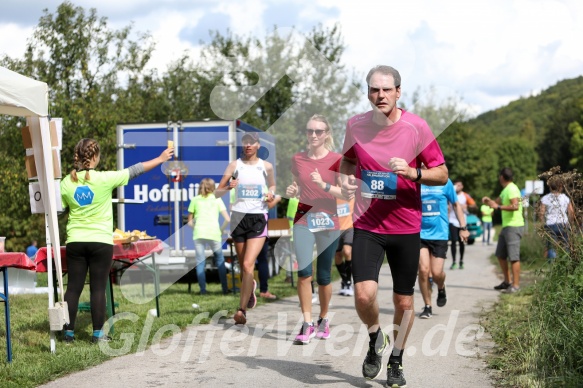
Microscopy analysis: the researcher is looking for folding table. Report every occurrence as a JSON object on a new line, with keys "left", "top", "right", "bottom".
{"left": 0, "top": 252, "right": 36, "bottom": 362}
{"left": 35, "top": 240, "right": 164, "bottom": 319}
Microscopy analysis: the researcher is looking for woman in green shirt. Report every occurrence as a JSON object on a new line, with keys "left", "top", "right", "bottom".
{"left": 61, "top": 138, "right": 173, "bottom": 343}
{"left": 187, "top": 178, "right": 230, "bottom": 294}
{"left": 480, "top": 204, "right": 494, "bottom": 245}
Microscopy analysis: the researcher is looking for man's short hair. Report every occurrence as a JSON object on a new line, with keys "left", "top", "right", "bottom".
{"left": 366, "top": 65, "right": 401, "bottom": 88}
{"left": 499, "top": 167, "right": 514, "bottom": 181}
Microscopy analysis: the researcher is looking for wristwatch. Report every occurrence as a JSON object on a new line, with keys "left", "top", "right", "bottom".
{"left": 413, "top": 167, "right": 422, "bottom": 182}
{"left": 460, "top": 226, "right": 468, "bottom": 231}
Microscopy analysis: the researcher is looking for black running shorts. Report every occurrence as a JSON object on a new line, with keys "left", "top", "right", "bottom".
{"left": 420, "top": 239, "right": 448, "bottom": 259}
{"left": 352, "top": 228, "right": 420, "bottom": 295}
{"left": 230, "top": 211, "right": 268, "bottom": 243}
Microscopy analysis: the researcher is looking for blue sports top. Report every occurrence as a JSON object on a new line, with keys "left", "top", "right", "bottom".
{"left": 420, "top": 179, "right": 458, "bottom": 241}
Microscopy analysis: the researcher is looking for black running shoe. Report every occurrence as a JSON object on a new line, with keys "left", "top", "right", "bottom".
{"left": 419, "top": 305, "right": 432, "bottom": 319}
{"left": 494, "top": 281, "right": 511, "bottom": 290}
{"left": 437, "top": 286, "right": 447, "bottom": 307}
{"left": 386, "top": 362, "right": 407, "bottom": 387}
{"left": 362, "top": 329, "right": 390, "bottom": 380}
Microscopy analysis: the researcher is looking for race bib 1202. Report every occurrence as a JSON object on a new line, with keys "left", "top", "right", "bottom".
{"left": 237, "top": 184, "right": 263, "bottom": 200}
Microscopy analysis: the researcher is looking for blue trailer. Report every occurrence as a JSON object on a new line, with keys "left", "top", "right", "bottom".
{"left": 115, "top": 120, "right": 276, "bottom": 263}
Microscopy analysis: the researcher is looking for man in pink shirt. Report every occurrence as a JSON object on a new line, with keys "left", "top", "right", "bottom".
{"left": 341, "top": 65, "right": 448, "bottom": 387}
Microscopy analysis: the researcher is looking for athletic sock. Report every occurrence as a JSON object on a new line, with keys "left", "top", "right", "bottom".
{"left": 335, "top": 262, "right": 347, "bottom": 283}
{"left": 369, "top": 327, "right": 380, "bottom": 342}
{"left": 389, "top": 348, "right": 404, "bottom": 365}
{"left": 93, "top": 329, "right": 104, "bottom": 338}
{"left": 64, "top": 330, "right": 74, "bottom": 338}
{"left": 345, "top": 260, "right": 352, "bottom": 283}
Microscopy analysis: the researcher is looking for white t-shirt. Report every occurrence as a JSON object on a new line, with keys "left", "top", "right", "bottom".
{"left": 448, "top": 191, "right": 467, "bottom": 227}
{"left": 541, "top": 193, "right": 570, "bottom": 225}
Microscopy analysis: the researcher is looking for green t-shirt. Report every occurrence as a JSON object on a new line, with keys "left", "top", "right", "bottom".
{"left": 61, "top": 170, "right": 130, "bottom": 244}
{"left": 188, "top": 195, "right": 227, "bottom": 242}
{"left": 500, "top": 182, "right": 524, "bottom": 227}
{"left": 480, "top": 204, "right": 494, "bottom": 223}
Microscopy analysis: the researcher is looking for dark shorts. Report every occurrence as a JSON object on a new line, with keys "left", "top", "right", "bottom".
{"left": 420, "top": 239, "right": 448, "bottom": 259}
{"left": 495, "top": 226, "right": 524, "bottom": 262}
{"left": 335, "top": 228, "right": 354, "bottom": 252}
{"left": 352, "top": 228, "right": 420, "bottom": 296}
{"left": 449, "top": 223, "right": 464, "bottom": 243}
{"left": 230, "top": 211, "right": 268, "bottom": 243}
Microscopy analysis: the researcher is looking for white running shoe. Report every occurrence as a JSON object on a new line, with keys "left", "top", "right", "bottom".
{"left": 338, "top": 281, "right": 347, "bottom": 296}
{"left": 344, "top": 283, "right": 354, "bottom": 296}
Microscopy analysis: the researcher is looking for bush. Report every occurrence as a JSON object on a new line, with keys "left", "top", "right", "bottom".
{"left": 487, "top": 168, "right": 583, "bottom": 386}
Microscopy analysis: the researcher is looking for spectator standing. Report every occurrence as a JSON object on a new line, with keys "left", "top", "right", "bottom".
{"left": 61, "top": 138, "right": 173, "bottom": 343}
{"left": 480, "top": 204, "right": 494, "bottom": 245}
{"left": 538, "top": 178, "right": 574, "bottom": 261}
{"left": 483, "top": 167, "right": 524, "bottom": 293}
{"left": 187, "top": 178, "right": 230, "bottom": 295}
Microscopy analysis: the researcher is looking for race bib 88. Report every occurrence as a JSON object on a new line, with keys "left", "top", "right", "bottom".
{"left": 361, "top": 170, "right": 397, "bottom": 200}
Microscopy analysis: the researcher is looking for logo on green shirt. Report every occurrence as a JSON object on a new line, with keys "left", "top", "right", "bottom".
{"left": 74, "top": 186, "right": 94, "bottom": 206}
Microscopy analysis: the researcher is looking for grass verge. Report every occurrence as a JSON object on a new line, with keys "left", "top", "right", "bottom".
{"left": 0, "top": 269, "right": 316, "bottom": 387}
{"left": 484, "top": 169, "right": 583, "bottom": 386}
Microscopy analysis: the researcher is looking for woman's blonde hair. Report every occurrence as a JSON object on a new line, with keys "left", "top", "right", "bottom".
{"left": 70, "top": 138, "right": 100, "bottom": 182}
{"left": 307, "top": 114, "right": 334, "bottom": 151}
{"left": 198, "top": 178, "right": 216, "bottom": 197}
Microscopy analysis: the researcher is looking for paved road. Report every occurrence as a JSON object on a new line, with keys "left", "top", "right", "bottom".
{"left": 41, "top": 243, "right": 500, "bottom": 387}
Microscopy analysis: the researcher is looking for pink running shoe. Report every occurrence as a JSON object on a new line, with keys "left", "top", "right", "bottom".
{"left": 294, "top": 322, "right": 316, "bottom": 345}
{"left": 247, "top": 280, "right": 257, "bottom": 309}
{"left": 316, "top": 317, "right": 330, "bottom": 339}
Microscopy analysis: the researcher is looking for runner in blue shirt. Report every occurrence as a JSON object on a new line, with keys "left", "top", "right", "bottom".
{"left": 419, "top": 178, "right": 469, "bottom": 318}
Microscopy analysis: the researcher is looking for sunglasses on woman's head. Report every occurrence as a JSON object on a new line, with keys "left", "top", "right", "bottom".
{"left": 305, "top": 129, "right": 326, "bottom": 136}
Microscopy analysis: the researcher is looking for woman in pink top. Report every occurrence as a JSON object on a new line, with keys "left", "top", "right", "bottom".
{"left": 285, "top": 114, "right": 346, "bottom": 345}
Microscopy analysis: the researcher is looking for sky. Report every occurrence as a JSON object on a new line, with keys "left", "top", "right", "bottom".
{"left": 1, "top": 0, "right": 582, "bottom": 116}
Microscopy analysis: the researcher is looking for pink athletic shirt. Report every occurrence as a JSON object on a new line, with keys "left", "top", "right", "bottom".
{"left": 342, "top": 109, "right": 445, "bottom": 234}
{"left": 291, "top": 151, "right": 342, "bottom": 227}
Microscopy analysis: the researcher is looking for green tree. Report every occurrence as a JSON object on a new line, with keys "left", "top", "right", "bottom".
{"left": 494, "top": 136, "right": 538, "bottom": 194}
{"left": 185, "top": 24, "right": 362, "bottom": 188}
{"left": 0, "top": 1, "right": 157, "bottom": 249}
{"left": 438, "top": 121, "right": 499, "bottom": 201}
{"left": 569, "top": 120, "right": 583, "bottom": 171}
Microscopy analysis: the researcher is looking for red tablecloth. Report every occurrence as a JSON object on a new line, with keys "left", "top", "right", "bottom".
{"left": 35, "top": 240, "right": 164, "bottom": 272}
{"left": 0, "top": 252, "right": 36, "bottom": 270}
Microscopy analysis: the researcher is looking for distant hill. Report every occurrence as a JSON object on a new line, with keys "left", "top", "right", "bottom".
{"left": 468, "top": 76, "right": 583, "bottom": 136}
{"left": 466, "top": 75, "right": 583, "bottom": 171}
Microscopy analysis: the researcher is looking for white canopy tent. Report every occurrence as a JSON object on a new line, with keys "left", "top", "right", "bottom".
{"left": 0, "top": 66, "right": 65, "bottom": 353}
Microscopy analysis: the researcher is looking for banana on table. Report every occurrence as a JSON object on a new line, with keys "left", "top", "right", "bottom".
{"left": 113, "top": 228, "right": 156, "bottom": 244}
